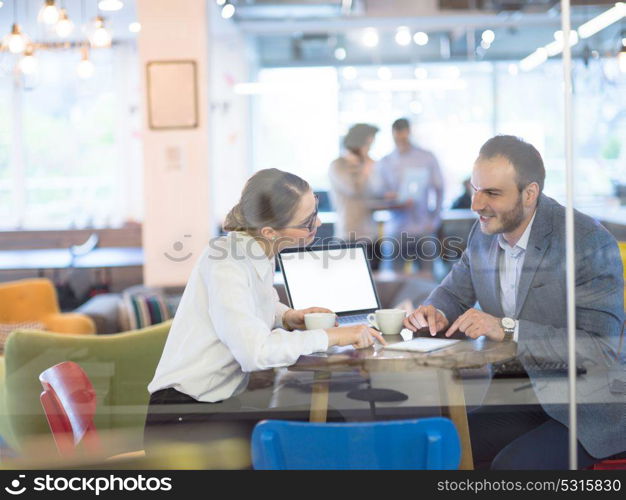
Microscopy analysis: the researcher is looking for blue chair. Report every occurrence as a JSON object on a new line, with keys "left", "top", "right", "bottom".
{"left": 251, "top": 417, "right": 460, "bottom": 470}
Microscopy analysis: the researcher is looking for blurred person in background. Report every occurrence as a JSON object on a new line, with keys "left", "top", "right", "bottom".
{"left": 376, "top": 118, "right": 444, "bottom": 278}
{"left": 451, "top": 177, "right": 473, "bottom": 209}
{"left": 329, "top": 123, "right": 382, "bottom": 269}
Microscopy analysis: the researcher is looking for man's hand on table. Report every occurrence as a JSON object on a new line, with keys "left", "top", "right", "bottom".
{"left": 444, "top": 308, "right": 505, "bottom": 341}
{"left": 404, "top": 305, "right": 449, "bottom": 336}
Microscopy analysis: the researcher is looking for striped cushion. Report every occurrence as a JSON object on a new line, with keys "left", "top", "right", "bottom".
{"left": 123, "top": 293, "right": 171, "bottom": 330}
{"left": 0, "top": 321, "right": 45, "bottom": 353}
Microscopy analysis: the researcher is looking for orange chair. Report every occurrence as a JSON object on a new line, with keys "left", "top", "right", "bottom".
{"left": 0, "top": 278, "right": 94, "bottom": 334}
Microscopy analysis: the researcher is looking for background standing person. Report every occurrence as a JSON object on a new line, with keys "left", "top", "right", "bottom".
{"left": 329, "top": 123, "right": 381, "bottom": 268}
{"left": 376, "top": 118, "right": 444, "bottom": 277}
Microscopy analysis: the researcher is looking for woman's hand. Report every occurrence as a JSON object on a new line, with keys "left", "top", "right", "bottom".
{"left": 326, "top": 325, "right": 386, "bottom": 349}
{"left": 282, "top": 307, "right": 336, "bottom": 331}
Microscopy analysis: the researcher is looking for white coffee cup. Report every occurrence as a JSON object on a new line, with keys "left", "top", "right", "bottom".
{"left": 304, "top": 312, "right": 336, "bottom": 330}
{"left": 367, "top": 309, "right": 406, "bottom": 335}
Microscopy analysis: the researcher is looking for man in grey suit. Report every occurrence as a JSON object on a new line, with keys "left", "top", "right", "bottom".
{"left": 404, "top": 135, "right": 625, "bottom": 469}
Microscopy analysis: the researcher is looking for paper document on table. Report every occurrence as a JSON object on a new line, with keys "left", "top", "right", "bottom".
{"left": 384, "top": 338, "right": 461, "bottom": 353}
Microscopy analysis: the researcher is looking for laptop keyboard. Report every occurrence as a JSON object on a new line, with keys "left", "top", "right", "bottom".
{"left": 338, "top": 314, "right": 369, "bottom": 325}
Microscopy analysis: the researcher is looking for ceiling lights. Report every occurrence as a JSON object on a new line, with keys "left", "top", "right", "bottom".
{"left": 89, "top": 16, "right": 112, "bottom": 48}
{"left": 395, "top": 27, "right": 412, "bottom": 46}
{"left": 362, "top": 28, "right": 379, "bottom": 48}
{"left": 221, "top": 3, "right": 236, "bottom": 19}
{"left": 76, "top": 46, "right": 95, "bottom": 79}
{"left": 98, "top": 0, "right": 124, "bottom": 12}
{"left": 38, "top": 0, "right": 60, "bottom": 25}
{"left": 2, "top": 23, "right": 29, "bottom": 54}
{"left": 519, "top": 2, "right": 626, "bottom": 72}
{"left": 577, "top": 2, "right": 626, "bottom": 39}
{"left": 55, "top": 8, "right": 74, "bottom": 38}
{"left": 413, "top": 31, "right": 429, "bottom": 46}
{"left": 334, "top": 47, "right": 346, "bottom": 60}
{"left": 19, "top": 46, "right": 38, "bottom": 75}
{"left": 1, "top": 0, "right": 125, "bottom": 82}
{"left": 481, "top": 29, "right": 495, "bottom": 49}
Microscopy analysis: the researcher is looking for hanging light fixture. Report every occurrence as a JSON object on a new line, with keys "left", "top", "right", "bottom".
{"left": 38, "top": 0, "right": 61, "bottom": 25}
{"left": 19, "top": 46, "right": 39, "bottom": 75}
{"left": 89, "top": 16, "right": 112, "bottom": 48}
{"left": 77, "top": 46, "right": 95, "bottom": 79}
{"left": 55, "top": 8, "right": 74, "bottom": 38}
{"left": 2, "top": 23, "right": 30, "bottom": 54}
{"left": 98, "top": 0, "right": 123, "bottom": 11}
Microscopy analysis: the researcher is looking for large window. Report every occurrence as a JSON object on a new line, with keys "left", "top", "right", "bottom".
{"left": 252, "top": 59, "right": 625, "bottom": 207}
{"left": 252, "top": 66, "right": 339, "bottom": 190}
{"left": 0, "top": 44, "right": 141, "bottom": 230}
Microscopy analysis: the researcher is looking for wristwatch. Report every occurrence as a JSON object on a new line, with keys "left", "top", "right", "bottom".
{"left": 501, "top": 317, "right": 516, "bottom": 342}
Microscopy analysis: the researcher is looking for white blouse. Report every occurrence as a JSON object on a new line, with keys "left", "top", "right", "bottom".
{"left": 148, "top": 231, "right": 329, "bottom": 402}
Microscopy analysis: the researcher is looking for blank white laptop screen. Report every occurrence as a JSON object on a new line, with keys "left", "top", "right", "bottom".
{"left": 279, "top": 246, "right": 378, "bottom": 314}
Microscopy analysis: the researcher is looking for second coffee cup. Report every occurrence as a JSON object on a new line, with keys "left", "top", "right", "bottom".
{"left": 367, "top": 309, "right": 406, "bottom": 335}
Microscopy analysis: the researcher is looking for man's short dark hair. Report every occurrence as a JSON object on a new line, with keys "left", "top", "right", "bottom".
{"left": 392, "top": 118, "right": 410, "bottom": 131}
{"left": 478, "top": 135, "right": 545, "bottom": 192}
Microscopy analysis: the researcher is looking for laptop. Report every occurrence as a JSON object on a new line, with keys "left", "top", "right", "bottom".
{"left": 277, "top": 242, "right": 381, "bottom": 326}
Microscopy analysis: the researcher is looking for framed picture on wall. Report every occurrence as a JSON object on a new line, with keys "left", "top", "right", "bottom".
{"left": 146, "top": 60, "right": 199, "bottom": 130}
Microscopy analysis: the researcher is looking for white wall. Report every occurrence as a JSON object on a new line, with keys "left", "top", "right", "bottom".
{"left": 137, "top": 0, "right": 211, "bottom": 287}
{"left": 208, "top": 2, "right": 256, "bottom": 225}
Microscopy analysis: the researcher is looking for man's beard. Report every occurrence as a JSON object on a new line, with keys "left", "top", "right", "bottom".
{"left": 480, "top": 194, "right": 525, "bottom": 235}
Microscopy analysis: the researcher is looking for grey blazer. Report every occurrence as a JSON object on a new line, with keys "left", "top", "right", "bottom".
{"left": 425, "top": 194, "right": 625, "bottom": 458}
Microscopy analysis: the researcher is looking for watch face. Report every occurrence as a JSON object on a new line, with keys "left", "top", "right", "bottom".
{"left": 502, "top": 317, "right": 516, "bottom": 329}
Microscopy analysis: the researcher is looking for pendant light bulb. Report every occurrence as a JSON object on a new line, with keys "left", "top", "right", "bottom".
{"left": 89, "top": 16, "right": 112, "bottom": 48}
{"left": 55, "top": 9, "right": 74, "bottom": 38}
{"left": 77, "top": 47, "right": 95, "bottom": 79}
{"left": 19, "top": 46, "right": 39, "bottom": 75}
{"left": 38, "top": 0, "right": 61, "bottom": 25}
{"left": 3, "top": 24, "right": 29, "bottom": 54}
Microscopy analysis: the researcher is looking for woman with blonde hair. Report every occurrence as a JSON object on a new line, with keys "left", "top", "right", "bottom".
{"left": 145, "top": 168, "right": 383, "bottom": 450}
{"left": 329, "top": 123, "right": 383, "bottom": 269}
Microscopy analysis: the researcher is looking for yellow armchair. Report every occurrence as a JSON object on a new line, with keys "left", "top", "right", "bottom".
{"left": 0, "top": 279, "right": 95, "bottom": 335}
